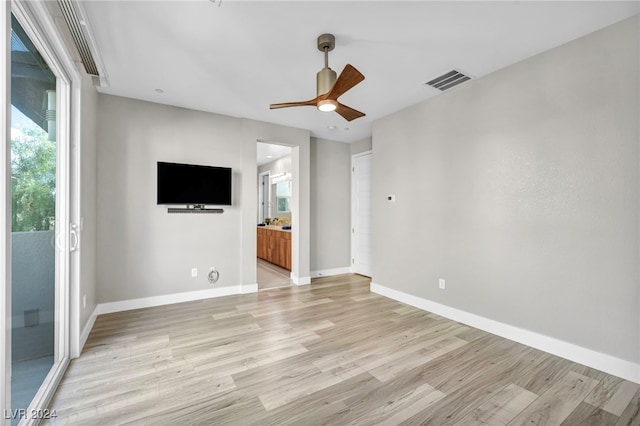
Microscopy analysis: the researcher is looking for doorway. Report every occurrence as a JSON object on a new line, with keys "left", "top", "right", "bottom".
{"left": 351, "top": 152, "right": 372, "bottom": 277}
{"left": 256, "top": 142, "right": 293, "bottom": 290}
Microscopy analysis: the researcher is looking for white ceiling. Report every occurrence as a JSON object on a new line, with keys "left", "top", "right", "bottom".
{"left": 82, "top": 1, "right": 638, "bottom": 143}
{"left": 257, "top": 142, "right": 291, "bottom": 166}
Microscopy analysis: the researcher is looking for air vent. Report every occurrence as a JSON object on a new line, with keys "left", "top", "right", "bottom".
{"left": 425, "top": 70, "right": 471, "bottom": 91}
{"left": 57, "top": 0, "right": 99, "bottom": 76}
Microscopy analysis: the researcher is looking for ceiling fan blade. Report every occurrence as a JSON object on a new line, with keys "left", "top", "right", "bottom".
{"left": 327, "top": 64, "right": 365, "bottom": 100}
{"left": 335, "top": 102, "right": 366, "bottom": 122}
{"left": 270, "top": 97, "right": 321, "bottom": 109}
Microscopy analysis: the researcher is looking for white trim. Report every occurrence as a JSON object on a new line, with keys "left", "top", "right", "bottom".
{"left": 68, "top": 78, "right": 82, "bottom": 360}
{"left": 351, "top": 151, "right": 373, "bottom": 278}
{"left": 352, "top": 149, "right": 373, "bottom": 159}
{"left": 310, "top": 267, "right": 352, "bottom": 278}
{"left": 1, "top": 0, "right": 11, "bottom": 418}
{"left": 78, "top": 307, "right": 98, "bottom": 355}
{"left": 254, "top": 138, "right": 309, "bottom": 296}
{"left": 370, "top": 282, "right": 640, "bottom": 384}
{"left": 95, "top": 285, "right": 245, "bottom": 316}
{"left": 292, "top": 275, "right": 311, "bottom": 286}
{"left": 241, "top": 284, "right": 258, "bottom": 294}
{"left": 258, "top": 170, "right": 270, "bottom": 223}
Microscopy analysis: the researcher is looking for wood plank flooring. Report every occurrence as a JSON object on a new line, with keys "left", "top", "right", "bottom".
{"left": 257, "top": 259, "right": 292, "bottom": 290}
{"left": 46, "top": 274, "right": 639, "bottom": 425}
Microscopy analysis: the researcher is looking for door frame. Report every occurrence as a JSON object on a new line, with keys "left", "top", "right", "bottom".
{"left": 258, "top": 171, "right": 270, "bottom": 224}
{"left": 3, "top": 1, "right": 81, "bottom": 421}
{"left": 351, "top": 150, "right": 372, "bottom": 277}
{"left": 254, "top": 141, "right": 305, "bottom": 284}
{"left": 1, "top": 1, "right": 11, "bottom": 418}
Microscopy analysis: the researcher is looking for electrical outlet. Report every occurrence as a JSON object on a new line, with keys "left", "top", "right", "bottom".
{"left": 191, "top": 268, "right": 198, "bottom": 277}
{"left": 439, "top": 279, "right": 445, "bottom": 290}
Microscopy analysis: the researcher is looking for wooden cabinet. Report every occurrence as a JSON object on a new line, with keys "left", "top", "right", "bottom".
{"left": 257, "top": 228, "right": 267, "bottom": 260}
{"left": 280, "top": 236, "right": 291, "bottom": 270}
{"left": 257, "top": 227, "right": 291, "bottom": 271}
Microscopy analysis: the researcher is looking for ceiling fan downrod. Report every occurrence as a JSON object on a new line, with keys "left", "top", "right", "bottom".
{"left": 316, "top": 34, "right": 337, "bottom": 97}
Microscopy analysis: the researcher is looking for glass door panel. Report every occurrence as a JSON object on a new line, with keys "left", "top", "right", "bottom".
{"left": 10, "top": 14, "right": 57, "bottom": 422}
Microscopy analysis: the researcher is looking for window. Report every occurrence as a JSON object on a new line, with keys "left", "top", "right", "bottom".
{"left": 276, "top": 180, "right": 291, "bottom": 213}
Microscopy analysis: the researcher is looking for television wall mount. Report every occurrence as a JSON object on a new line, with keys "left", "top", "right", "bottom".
{"left": 167, "top": 204, "right": 224, "bottom": 214}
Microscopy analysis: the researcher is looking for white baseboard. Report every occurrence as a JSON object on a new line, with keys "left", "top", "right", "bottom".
{"left": 310, "top": 267, "right": 352, "bottom": 278}
{"left": 241, "top": 284, "right": 258, "bottom": 294}
{"left": 292, "top": 275, "right": 311, "bottom": 286}
{"left": 76, "top": 307, "right": 98, "bottom": 357}
{"left": 370, "top": 282, "right": 640, "bottom": 384}
{"left": 95, "top": 285, "right": 243, "bottom": 315}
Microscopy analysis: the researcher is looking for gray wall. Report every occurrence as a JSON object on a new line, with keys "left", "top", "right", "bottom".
{"left": 350, "top": 137, "right": 372, "bottom": 155}
{"left": 96, "top": 95, "right": 311, "bottom": 302}
{"left": 372, "top": 17, "right": 639, "bottom": 364}
{"left": 258, "top": 155, "right": 291, "bottom": 177}
{"left": 310, "top": 137, "right": 351, "bottom": 272}
{"left": 97, "top": 95, "right": 244, "bottom": 302}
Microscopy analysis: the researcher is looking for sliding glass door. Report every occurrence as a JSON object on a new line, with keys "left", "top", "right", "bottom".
{"left": 5, "top": 5, "right": 72, "bottom": 424}
{"left": 10, "top": 15, "right": 57, "bottom": 422}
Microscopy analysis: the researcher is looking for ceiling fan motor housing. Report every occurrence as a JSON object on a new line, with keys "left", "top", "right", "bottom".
{"left": 317, "top": 67, "right": 337, "bottom": 96}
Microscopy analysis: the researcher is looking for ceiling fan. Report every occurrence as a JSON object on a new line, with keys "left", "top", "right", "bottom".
{"left": 269, "top": 33, "right": 366, "bottom": 122}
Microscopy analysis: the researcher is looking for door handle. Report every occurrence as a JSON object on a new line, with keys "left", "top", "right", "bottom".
{"left": 69, "top": 223, "right": 79, "bottom": 252}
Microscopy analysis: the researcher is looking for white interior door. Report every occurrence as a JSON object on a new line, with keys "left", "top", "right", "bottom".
{"left": 351, "top": 152, "right": 372, "bottom": 277}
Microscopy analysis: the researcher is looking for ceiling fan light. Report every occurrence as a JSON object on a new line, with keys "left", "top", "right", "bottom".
{"left": 317, "top": 99, "right": 337, "bottom": 112}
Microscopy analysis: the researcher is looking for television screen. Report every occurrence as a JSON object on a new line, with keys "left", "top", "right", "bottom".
{"left": 157, "top": 162, "right": 232, "bottom": 205}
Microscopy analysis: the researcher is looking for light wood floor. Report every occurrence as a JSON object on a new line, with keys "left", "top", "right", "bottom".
{"left": 257, "top": 258, "right": 292, "bottom": 290}
{"left": 46, "top": 274, "right": 639, "bottom": 425}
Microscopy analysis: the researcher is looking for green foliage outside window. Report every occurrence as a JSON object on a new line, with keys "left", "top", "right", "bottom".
{"left": 277, "top": 197, "right": 290, "bottom": 213}
{"left": 11, "top": 124, "right": 56, "bottom": 232}
{"left": 276, "top": 180, "right": 291, "bottom": 213}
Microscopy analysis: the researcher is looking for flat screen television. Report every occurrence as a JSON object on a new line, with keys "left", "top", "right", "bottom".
{"left": 157, "top": 161, "right": 232, "bottom": 205}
